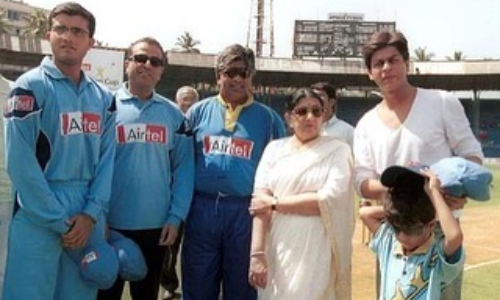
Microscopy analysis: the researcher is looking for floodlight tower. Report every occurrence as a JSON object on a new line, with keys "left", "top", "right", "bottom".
{"left": 246, "top": 0, "right": 275, "bottom": 57}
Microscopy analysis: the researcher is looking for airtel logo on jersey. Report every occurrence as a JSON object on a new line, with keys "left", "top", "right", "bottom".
{"left": 203, "top": 136, "right": 254, "bottom": 159}
{"left": 116, "top": 123, "right": 167, "bottom": 144}
{"left": 60, "top": 112, "right": 101, "bottom": 135}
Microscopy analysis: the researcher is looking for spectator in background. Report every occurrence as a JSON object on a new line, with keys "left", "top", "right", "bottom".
{"left": 248, "top": 88, "right": 355, "bottom": 300}
{"left": 97, "top": 37, "right": 194, "bottom": 300}
{"left": 311, "top": 82, "right": 354, "bottom": 148}
{"left": 353, "top": 29, "right": 483, "bottom": 300}
{"left": 181, "top": 44, "right": 286, "bottom": 300}
{"left": 160, "top": 85, "right": 199, "bottom": 300}
{"left": 175, "top": 86, "right": 199, "bottom": 114}
{"left": 2, "top": 2, "right": 116, "bottom": 299}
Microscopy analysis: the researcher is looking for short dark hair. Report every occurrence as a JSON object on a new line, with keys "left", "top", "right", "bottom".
{"left": 215, "top": 44, "right": 255, "bottom": 79}
{"left": 126, "top": 37, "right": 167, "bottom": 64}
{"left": 48, "top": 2, "right": 96, "bottom": 38}
{"left": 311, "top": 82, "right": 336, "bottom": 99}
{"left": 384, "top": 185, "right": 436, "bottom": 228}
{"left": 362, "top": 30, "right": 409, "bottom": 70}
{"left": 286, "top": 88, "right": 324, "bottom": 112}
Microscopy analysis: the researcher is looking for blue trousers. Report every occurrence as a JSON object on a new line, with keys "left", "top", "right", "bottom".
{"left": 182, "top": 193, "right": 257, "bottom": 300}
{"left": 2, "top": 184, "right": 105, "bottom": 300}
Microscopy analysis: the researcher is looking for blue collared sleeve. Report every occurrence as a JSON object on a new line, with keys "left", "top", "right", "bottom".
{"left": 270, "top": 108, "right": 287, "bottom": 139}
{"left": 4, "top": 77, "right": 70, "bottom": 233}
{"left": 83, "top": 93, "right": 116, "bottom": 221}
{"left": 166, "top": 116, "right": 195, "bottom": 228}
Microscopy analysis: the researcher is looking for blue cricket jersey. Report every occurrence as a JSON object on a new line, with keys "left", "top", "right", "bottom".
{"left": 107, "top": 84, "right": 194, "bottom": 230}
{"left": 187, "top": 95, "right": 286, "bottom": 196}
{"left": 3, "top": 56, "right": 116, "bottom": 233}
{"left": 371, "top": 222, "right": 465, "bottom": 300}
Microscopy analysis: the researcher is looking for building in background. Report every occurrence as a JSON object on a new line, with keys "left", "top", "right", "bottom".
{"left": 0, "top": 0, "right": 48, "bottom": 36}
{"left": 293, "top": 13, "right": 395, "bottom": 60}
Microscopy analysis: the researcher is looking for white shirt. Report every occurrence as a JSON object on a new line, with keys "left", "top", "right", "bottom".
{"left": 322, "top": 115, "right": 354, "bottom": 149}
{"left": 353, "top": 88, "right": 483, "bottom": 194}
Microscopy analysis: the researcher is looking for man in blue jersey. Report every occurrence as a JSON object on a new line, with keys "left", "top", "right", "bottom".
{"left": 96, "top": 37, "right": 194, "bottom": 300}
{"left": 2, "top": 2, "right": 116, "bottom": 300}
{"left": 181, "top": 44, "right": 287, "bottom": 300}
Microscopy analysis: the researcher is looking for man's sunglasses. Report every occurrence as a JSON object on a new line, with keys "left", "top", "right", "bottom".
{"left": 221, "top": 67, "right": 250, "bottom": 79}
{"left": 292, "top": 107, "right": 324, "bottom": 118}
{"left": 129, "top": 54, "right": 164, "bottom": 67}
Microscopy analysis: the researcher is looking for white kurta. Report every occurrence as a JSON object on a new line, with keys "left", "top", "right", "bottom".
{"left": 254, "top": 136, "right": 355, "bottom": 300}
{"left": 354, "top": 88, "right": 484, "bottom": 193}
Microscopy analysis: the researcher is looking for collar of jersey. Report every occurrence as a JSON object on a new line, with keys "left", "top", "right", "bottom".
{"left": 217, "top": 94, "right": 253, "bottom": 131}
{"left": 115, "top": 82, "right": 162, "bottom": 103}
{"left": 41, "top": 56, "right": 91, "bottom": 86}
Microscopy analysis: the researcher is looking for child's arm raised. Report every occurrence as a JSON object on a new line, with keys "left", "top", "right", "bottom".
{"left": 359, "top": 203, "right": 386, "bottom": 234}
{"left": 423, "top": 170, "right": 464, "bottom": 257}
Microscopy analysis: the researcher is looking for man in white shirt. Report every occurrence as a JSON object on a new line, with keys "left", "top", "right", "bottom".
{"left": 353, "top": 29, "right": 483, "bottom": 300}
{"left": 311, "top": 82, "right": 354, "bottom": 148}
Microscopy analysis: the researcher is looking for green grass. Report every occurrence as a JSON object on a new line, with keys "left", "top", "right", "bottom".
{"left": 463, "top": 263, "right": 500, "bottom": 300}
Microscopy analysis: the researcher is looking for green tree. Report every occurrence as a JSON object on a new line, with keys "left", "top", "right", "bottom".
{"left": 174, "top": 31, "right": 201, "bottom": 53}
{"left": 22, "top": 8, "right": 48, "bottom": 38}
{"left": 413, "top": 47, "right": 435, "bottom": 61}
{"left": 0, "top": 8, "right": 12, "bottom": 34}
{"left": 446, "top": 51, "right": 466, "bottom": 61}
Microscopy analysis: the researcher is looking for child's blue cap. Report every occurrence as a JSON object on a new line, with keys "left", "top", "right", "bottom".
{"left": 381, "top": 157, "right": 492, "bottom": 201}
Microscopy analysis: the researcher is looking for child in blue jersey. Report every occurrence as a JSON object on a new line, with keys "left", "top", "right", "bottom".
{"left": 360, "top": 165, "right": 464, "bottom": 300}
{"left": 2, "top": 2, "right": 116, "bottom": 300}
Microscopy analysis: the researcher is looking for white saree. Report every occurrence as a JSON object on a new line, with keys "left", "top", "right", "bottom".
{"left": 254, "top": 136, "right": 355, "bottom": 300}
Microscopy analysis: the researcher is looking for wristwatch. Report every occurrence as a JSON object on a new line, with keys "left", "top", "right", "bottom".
{"left": 271, "top": 197, "right": 278, "bottom": 211}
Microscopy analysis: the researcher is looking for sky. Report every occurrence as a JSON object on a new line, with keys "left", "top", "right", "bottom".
{"left": 24, "top": 0, "right": 500, "bottom": 60}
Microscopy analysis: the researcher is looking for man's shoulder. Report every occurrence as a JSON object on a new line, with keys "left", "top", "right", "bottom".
{"left": 417, "top": 88, "right": 456, "bottom": 102}
{"left": 355, "top": 106, "right": 378, "bottom": 128}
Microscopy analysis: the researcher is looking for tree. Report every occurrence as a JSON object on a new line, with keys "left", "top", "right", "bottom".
{"left": 95, "top": 40, "right": 109, "bottom": 47}
{"left": 446, "top": 51, "right": 466, "bottom": 61}
{"left": 413, "top": 47, "right": 435, "bottom": 61}
{"left": 0, "top": 8, "right": 12, "bottom": 34}
{"left": 174, "top": 31, "right": 201, "bottom": 53}
{"left": 23, "top": 8, "right": 48, "bottom": 39}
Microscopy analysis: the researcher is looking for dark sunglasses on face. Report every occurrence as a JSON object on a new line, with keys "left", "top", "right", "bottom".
{"left": 292, "top": 107, "right": 324, "bottom": 118}
{"left": 51, "top": 24, "right": 89, "bottom": 37}
{"left": 129, "top": 54, "right": 164, "bottom": 67}
{"left": 221, "top": 67, "right": 250, "bottom": 79}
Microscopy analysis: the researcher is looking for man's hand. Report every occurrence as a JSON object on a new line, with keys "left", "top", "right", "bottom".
{"left": 62, "top": 214, "right": 95, "bottom": 249}
{"left": 159, "top": 224, "right": 178, "bottom": 246}
{"left": 443, "top": 195, "right": 468, "bottom": 211}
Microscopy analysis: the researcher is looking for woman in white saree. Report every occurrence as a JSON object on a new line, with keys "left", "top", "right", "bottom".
{"left": 248, "top": 88, "right": 355, "bottom": 300}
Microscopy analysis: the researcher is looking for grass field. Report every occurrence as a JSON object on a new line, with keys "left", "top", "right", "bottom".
{"left": 1, "top": 162, "right": 499, "bottom": 300}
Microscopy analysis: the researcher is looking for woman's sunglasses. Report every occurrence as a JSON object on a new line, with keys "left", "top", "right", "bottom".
{"left": 292, "top": 107, "right": 324, "bottom": 118}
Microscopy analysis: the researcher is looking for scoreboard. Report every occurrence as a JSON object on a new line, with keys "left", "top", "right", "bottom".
{"left": 293, "top": 18, "right": 396, "bottom": 59}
